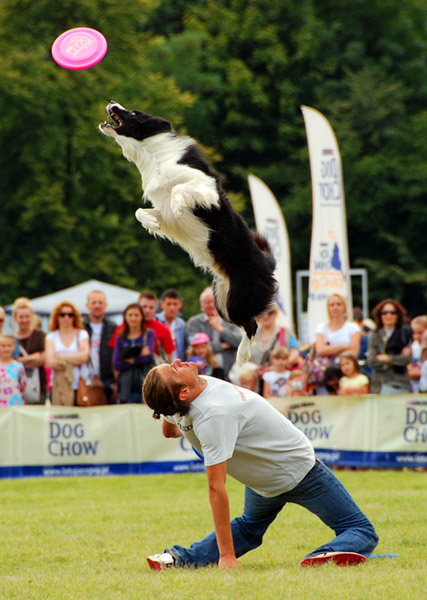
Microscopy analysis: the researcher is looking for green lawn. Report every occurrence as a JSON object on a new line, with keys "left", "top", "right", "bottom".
{"left": 0, "top": 470, "right": 425, "bottom": 600}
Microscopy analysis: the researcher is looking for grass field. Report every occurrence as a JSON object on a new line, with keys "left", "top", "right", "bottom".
{"left": 0, "top": 469, "right": 425, "bottom": 600}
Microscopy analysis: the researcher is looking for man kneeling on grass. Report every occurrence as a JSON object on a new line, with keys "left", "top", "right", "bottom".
{"left": 143, "top": 359, "right": 378, "bottom": 570}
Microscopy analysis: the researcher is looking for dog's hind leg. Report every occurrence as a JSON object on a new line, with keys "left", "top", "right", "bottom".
{"left": 212, "top": 276, "right": 230, "bottom": 321}
{"left": 236, "top": 331, "right": 253, "bottom": 366}
{"left": 236, "top": 319, "right": 258, "bottom": 366}
{"left": 243, "top": 317, "right": 258, "bottom": 341}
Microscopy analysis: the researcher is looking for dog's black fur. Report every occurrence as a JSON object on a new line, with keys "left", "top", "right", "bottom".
{"left": 100, "top": 103, "right": 277, "bottom": 364}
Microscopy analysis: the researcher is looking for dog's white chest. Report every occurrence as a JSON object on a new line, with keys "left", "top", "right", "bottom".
{"left": 119, "top": 131, "right": 220, "bottom": 271}
{"left": 153, "top": 195, "right": 214, "bottom": 269}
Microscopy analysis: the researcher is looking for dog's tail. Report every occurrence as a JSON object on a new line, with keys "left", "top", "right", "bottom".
{"left": 252, "top": 231, "right": 276, "bottom": 271}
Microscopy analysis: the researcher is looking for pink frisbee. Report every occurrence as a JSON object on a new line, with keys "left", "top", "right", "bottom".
{"left": 51, "top": 27, "right": 107, "bottom": 70}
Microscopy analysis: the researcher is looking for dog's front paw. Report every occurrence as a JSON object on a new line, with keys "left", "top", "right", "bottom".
{"left": 171, "top": 193, "right": 186, "bottom": 217}
{"left": 135, "top": 208, "right": 160, "bottom": 231}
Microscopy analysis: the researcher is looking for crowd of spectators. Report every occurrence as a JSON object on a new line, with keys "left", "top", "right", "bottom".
{"left": 1, "top": 288, "right": 426, "bottom": 406}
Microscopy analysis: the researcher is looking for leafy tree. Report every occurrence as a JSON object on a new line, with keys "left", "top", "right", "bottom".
{"left": 1, "top": 0, "right": 426, "bottom": 322}
{"left": 0, "top": 0, "right": 209, "bottom": 317}
{"left": 144, "top": 0, "right": 427, "bottom": 314}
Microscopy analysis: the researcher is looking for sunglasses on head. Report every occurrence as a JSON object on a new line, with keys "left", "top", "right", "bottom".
{"left": 380, "top": 310, "right": 397, "bottom": 315}
{"left": 59, "top": 312, "right": 75, "bottom": 317}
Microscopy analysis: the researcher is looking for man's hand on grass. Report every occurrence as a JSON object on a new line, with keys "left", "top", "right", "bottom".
{"left": 218, "top": 555, "right": 241, "bottom": 570}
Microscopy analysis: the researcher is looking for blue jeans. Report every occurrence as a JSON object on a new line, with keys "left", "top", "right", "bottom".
{"left": 170, "top": 460, "right": 378, "bottom": 567}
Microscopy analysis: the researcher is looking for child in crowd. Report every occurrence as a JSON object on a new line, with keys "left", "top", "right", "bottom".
{"left": 188, "top": 333, "right": 225, "bottom": 380}
{"left": 262, "top": 347, "right": 290, "bottom": 398}
{"left": 418, "top": 346, "right": 427, "bottom": 393}
{"left": 408, "top": 315, "right": 427, "bottom": 392}
{"left": 339, "top": 353, "right": 370, "bottom": 395}
{"left": 320, "top": 364, "right": 343, "bottom": 395}
{"left": 188, "top": 355, "right": 208, "bottom": 374}
{"left": 0, "top": 334, "right": 27, "bottom": 406}
{"left": 239, "top": 369, "right": 259, "bottom": 392}
{"left": 285, "top": 369, "right": 308, "bottom": 397}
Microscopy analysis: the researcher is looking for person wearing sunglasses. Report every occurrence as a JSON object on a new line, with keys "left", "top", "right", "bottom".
{"left": 367, "top": 298, "right": 412, "bottom": 394}
{"left": 45, "top": 301, "right": 90, "bottom": 405}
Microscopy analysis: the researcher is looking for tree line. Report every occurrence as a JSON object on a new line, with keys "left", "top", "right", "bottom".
{"left": 0, "top": 0, "right": 425, "bottom": 320}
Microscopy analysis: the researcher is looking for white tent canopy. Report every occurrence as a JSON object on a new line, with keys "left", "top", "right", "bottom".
{"left": 7, "top": 279, "right": 140, "bottom": 317}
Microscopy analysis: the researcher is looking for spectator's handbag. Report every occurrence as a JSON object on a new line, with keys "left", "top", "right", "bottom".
{"left": 77, "top": 357, "right": 107, "bottom": 407}
{"left": 153, "top": 343, "right": 170, "bottom": 366}
{"left": 77, "top": 374, "right": 107, "bottom": 406}
{"left": 18, "top": 344, "right": 41, "bottom": 404}
{"left": 259, "top": 327, "right": 290, "bottom": 367}
{"left": 302, "top": 345, "right": 332, "bottom": 388}
{"left": 52, "top": 363, "right": 75, "bottom": 406}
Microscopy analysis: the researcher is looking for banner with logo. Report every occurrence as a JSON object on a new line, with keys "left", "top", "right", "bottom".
{"left": 248, "top": 174, "right": 293, "bottom": 329}
{"left": 301, "top": 106, "right": 353, "bottom": 342}
{"left": 0, "top": 405, "right": 204, "bottom": 478}
{"left": 269, "top": 395, "right": 427, "bottom": 468}
{"left": 0, "top": 397, "right": 426, "bottom": 478}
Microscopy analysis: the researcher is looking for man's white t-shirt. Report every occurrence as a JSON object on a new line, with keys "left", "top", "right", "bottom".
{"left": 315, "top": 321, "right": 360, "bottom": 347}
{"left": 89, "top": 321, "right": 102, "bottom": 378}
{"left": 167, "top": 319, "right": 178, "bottom": 360}
{"left": 166, "top": 376, "right": 315, "bottom": 497}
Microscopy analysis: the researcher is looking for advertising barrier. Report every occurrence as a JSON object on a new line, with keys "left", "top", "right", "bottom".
{"left": 0, "top": 404, "right": 204, "bottom": 479}
{"left": 0, "top": 395, "right": 426, "bottom": 478}
{"left": 270, "top": 394, "right": 427, "bottom": 468}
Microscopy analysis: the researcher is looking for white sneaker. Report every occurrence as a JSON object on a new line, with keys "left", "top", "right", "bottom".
{"left": 146, "top": 552, "right": 175, "bottom": 571}
{"left": 300, "top": 551, "right": 367, "bottom": 567}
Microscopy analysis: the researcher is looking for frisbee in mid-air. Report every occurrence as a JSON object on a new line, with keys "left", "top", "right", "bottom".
{"left": 51, "top": 27, "right": 107, "bottom": 70}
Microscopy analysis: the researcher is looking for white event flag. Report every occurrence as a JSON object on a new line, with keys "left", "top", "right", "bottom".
{"left": 248, "top": 174, "right": 293, "bottom": 329}
{"left": 301, "top": 106, "right": 353, "bottom": 342}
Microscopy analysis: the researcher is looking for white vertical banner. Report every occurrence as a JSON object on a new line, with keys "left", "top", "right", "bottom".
{"left": 248, "top": 174, "right": 293, "bottom": 329}
{"left": 301, "top": 106, "right": 353, "bottom": 342}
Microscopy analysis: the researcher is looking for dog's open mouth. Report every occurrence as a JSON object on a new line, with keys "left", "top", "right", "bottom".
{"left": 108, "top": 107, "right": 124, "bottom": 128}
{"left": 100, "top": 103, "right": 126, "bottom": 132}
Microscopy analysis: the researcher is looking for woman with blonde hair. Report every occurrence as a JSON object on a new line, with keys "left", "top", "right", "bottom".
{"left": 315, "top": 294, "right": 361, "bottom": 362}
{"left": 45, "top": 301, "right": 90, "bottom": 405}
{"left": 13, "top": 297, "right": 47, "bottom": 404}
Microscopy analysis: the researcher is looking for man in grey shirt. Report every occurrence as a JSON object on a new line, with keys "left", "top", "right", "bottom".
{"left": 187, "top": 287, "right": 242, "bottom": 379}
{"left": 143, "top": 360, "right": 379, "bottom": 571}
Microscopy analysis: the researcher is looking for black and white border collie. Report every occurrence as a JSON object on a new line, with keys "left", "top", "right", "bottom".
{"left": 100, "top": 102, "right": 277, "bottom": 364}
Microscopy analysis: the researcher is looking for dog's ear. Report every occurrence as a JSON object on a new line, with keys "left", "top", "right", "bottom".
{"left": 153, "top": 117, "right": 173, "bottom": 133}
{"left": 134, "top": 112, "right": 172, "bottom": 136}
